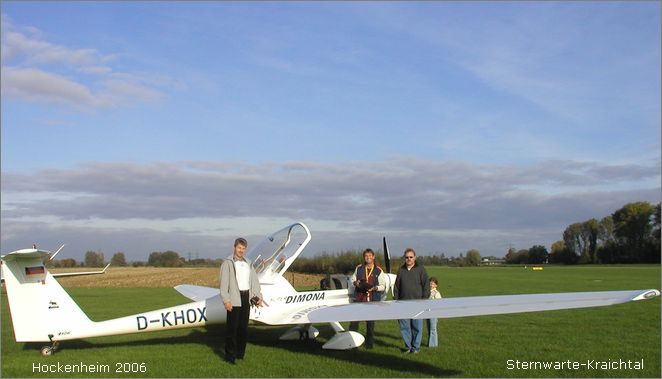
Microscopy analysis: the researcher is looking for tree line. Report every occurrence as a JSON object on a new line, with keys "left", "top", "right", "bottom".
{"left": 506, "top": 201, "right": 660, "bottom": 264}
{"left": 46, "top": 250, "right": 222, "bottom": 268}
{"left": 49, "top": 248, "right": 489, "bottom": 274}
{"left": 46, "top": 201, "right": 659, "bottom": 270}
{"left": 288, "top": 248, "right": 489, "bottom": 274}
{"left": 289, "top": 201, "right": 660, "bottom": 271}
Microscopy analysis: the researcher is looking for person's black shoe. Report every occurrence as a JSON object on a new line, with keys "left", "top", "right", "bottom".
{"left": 225, "top": 357, "right": 236, "bottom": 364}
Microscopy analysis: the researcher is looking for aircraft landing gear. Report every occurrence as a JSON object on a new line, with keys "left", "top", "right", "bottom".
{"left": 279, "top": 325, "right": 320, "bottom": 341}
{"left": 298, "top": 329, "right": 309, "bottom": 341}
{"left": 41, "top": 340, "right": 59, "bottom": 356}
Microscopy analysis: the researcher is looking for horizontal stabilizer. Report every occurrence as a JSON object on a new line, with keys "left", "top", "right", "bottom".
{"left": 306, "top": 289, "right": 660, "bottom": 323}
{"left": 174, "top": 284, "right": 219, "bottom": 301}
{"left": 52, "top": 263, "right": 111, "bottom": 278}
{"left": 1, "top": 248, "right": 51, "bottom": 261}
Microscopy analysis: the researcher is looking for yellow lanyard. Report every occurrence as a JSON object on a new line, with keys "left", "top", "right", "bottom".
{"left": 364, "top": 265, "right": 374, "bottom": 281}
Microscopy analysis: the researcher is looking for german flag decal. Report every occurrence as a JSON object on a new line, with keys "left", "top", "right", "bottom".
{"left": 25, "top": 266, "right": 46, "bottom": 275}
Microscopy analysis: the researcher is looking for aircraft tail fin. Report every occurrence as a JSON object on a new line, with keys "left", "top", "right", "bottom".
{"left": 1, "top": 248, "right": 94, "bottom": 342}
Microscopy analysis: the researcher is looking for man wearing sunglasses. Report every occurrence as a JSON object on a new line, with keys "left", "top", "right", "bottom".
{"left": 393, "top": 248, "right": 430, "bottom": 354}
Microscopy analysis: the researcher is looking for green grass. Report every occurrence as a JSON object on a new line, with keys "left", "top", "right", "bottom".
{"left": 2, "top": 265, "right": 660, "bottom": 377}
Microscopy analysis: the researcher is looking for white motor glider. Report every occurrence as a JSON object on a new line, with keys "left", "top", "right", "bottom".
{"left": 1, "top": 222, "right": 659, "bottom": 356}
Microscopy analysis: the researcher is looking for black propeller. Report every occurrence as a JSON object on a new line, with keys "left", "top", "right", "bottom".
{"left": 383, "top": 236, "right": 391, "bottom": 273}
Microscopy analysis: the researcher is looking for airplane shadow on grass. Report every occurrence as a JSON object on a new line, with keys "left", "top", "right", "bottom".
{"left": 22, "top": 324, "right": 461, "bottom": 377}
{"left": 248, "top": 325, "right": 461, "bottom": 377}
{"left": 19, "top": 327, "right": 224, "bottom": 354}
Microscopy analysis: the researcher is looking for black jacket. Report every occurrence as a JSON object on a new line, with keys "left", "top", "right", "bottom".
{"left": 393, "top": 263, "right": 430, "bottom": 300}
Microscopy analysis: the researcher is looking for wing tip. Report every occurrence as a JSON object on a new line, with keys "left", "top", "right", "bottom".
{"left": 632, "top": 289, "right": 660, "bottom": 301}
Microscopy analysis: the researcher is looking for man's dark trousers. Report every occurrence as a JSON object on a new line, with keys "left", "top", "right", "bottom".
{"left": 225, "top": 290, "right": 250, "bottom": 362}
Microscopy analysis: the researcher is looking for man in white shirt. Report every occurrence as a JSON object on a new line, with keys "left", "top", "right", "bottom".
{"left": 219, "top": 238, "right": 265, "bottom": 364}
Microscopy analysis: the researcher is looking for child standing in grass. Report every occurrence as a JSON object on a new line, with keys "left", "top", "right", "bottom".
{"left": 427, "top": 277, "right": 442, "bottom": 347}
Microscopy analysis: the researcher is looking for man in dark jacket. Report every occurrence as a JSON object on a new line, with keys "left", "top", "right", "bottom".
{"left": 393, "top": 248, "right": 430, "bottom": 353}
{"left": 349, "top": 248, "right": 386, "bottom": 349}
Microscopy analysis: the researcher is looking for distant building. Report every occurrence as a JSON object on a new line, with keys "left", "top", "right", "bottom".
{"left": 480, "top": 257, "right": 505, "bottom": 266}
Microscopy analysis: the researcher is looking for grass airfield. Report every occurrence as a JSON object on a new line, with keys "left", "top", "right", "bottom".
{"left": 1, "top": 265, "right": 660, "bottom": 377}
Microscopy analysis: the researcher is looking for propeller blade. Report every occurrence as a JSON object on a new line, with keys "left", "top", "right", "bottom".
{"left": 383, "top": 236, "right": 391, "bottom": 273}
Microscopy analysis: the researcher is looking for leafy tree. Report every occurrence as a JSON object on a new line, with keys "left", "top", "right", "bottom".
{"left": 613, "top": 202, "right": 655, "bottom": 245}
{"left": 549, "top": 240, "right": 578, "bottom": 264}
{"left": 46, "top": 258, "right": 77, "bottom": 268}
{"left": 527, "top": 245, "right": 549, "bottom": 264}
{"left": 563, "top": 220, "right": 599, "bottom": 263}
{"left": 465, "top": 249, "right": 481, "bottom": 266}
{"left": 563, "top": 223, "right": 583, "bottom": 257}
{"left": 653, "top": 203, "right": 661, "bottom": 255}
{"left": 612, "top": 202, "right": 657, "bottom": 263}
{"left": 147, "top": 252, "right": 161, "bottom": 266}
{"left": 335, "top": 250, "right": 363, "bottom": 274}
{"left": 596, "top": 240, "right": 620, "bottom": 264}
{"left": 550, "top": 241, "right": 564, "bottom": 253}
{"left": 111, "top": 252, "right": 128, "bottom": 267}
{"left": 84, "top": 251, "right": 105, "bottom": 267}
{"left": 417, "top": 253, "right": 449, "bottom": 267}
{"left": 291, "top": 250, "right": 365, "bottom": 274}
{"left": 162, "top": 251, "right": 184, "bottom": 267}
{"left": 58, "top": 258, "right": 77, "bottom": 268}
{"left": 505, "top": 248, "right": 529, "bottom": 264}
{"left": 549, "top": 240, "right": 563, "bottom": 263}
{"left": 654, "top": 203, "right": 661, "bottom": 239}
{"left": 457, "top": 253, "right": 465, "bottom": 267}
{"left": 504, "top": 247, "right": 517, "bottom": 264}
{"left": 598, "top": 216, "right": 615, "bottom": 246}
{"left": 148, "top": 251, "right": 184, "bottom": 267}
{"left": 583, "top": 219, "right": 599, "bottom": 263}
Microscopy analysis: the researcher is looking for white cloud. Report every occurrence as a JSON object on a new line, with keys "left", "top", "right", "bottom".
{"left": 1, "top": 66, "right": 112, "bottom": 108}
{"left": 2, "top": 29, "right": 114, "bottom": 70}
{"left": 0, "top": 14, "right": 165, "bottom": 110}
{"left": 100, "top": 79, "right": 163, "bottom": 104}
{"left": 365, "top": 3, "right": 659, "bottom": 126}
{"left": 2, "top": 158, "right": 659, "bottom": 258}
{"left": 0, "top": 67, "right": 162, "bottom": 108}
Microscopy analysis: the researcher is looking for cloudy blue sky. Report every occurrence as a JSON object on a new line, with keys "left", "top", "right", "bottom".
{"left": 1, "top": 1, "right": 660, "bottom": 262}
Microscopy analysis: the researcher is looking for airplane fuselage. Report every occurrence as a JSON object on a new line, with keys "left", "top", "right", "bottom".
{"left": 48, "top": 284, "right": 354, "bottom": 342}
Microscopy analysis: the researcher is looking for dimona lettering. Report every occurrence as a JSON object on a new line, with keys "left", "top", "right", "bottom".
{"left": 285, "top": 292, "right": 325, "bottom": 304}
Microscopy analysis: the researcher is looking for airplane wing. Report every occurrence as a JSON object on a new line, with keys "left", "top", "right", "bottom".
{"left": 51, "top": 263, "right": 111, "bottom": 278}
{"left": 286, "top": 289, "right": 660, "bottom": 324}
{"left": 174, "top": 284, "right": 219, "bottom": 301}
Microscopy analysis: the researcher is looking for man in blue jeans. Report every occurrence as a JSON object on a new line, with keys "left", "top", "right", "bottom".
{"left": 393, "top": 248, "right": 430, "bottom": 353}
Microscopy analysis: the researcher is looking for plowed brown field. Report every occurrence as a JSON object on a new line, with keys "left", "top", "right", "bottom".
{"left": 50, "top": 267, "right": 324, "bottom": 289}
